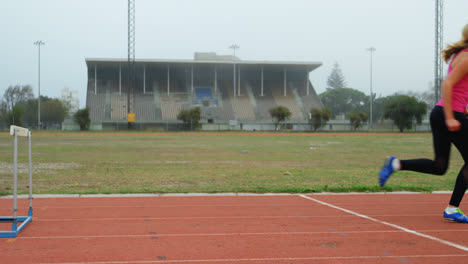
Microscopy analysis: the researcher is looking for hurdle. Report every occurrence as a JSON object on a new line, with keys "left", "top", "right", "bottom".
{"left": 0, "top": 125, "right": 33, "bottom": 238}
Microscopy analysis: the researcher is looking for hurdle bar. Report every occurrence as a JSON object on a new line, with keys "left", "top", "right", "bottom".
{"left": 0, "top": 126, "right": 33, "bottom": 238}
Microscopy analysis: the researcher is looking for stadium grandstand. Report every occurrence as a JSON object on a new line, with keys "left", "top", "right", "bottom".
{"left": 85, "top": 52, "right": 322, "bottom": 130}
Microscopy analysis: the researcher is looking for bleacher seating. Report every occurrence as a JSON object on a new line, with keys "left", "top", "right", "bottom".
{"left": 271, "top": 84, "right": 305, "bottom": 121}
{"left": 135, "top": 94, "right": 156, "bottom": 121}
{"left": 86, "top": 73, "right": 322, "bottom": 125}
{"left": 160, "top": 101, "right": 182, "bottom": 120}
{"left": 110, "top": 94, "right": 127, "bottom": 121}
{"left": 86, "top": 93, "right": 105, "bottom": 122}
{"left": 292, "top": 81, "right": 323, "bottom": 113}
{"left": 214, "top": 81, "right": 236, "bottom": 121}
{"left": 159, "top": 89, "right": 185, "bottom": 121}
{"left": 227, "top": 84, "right": 255, "bottom": 121}
{"left": 254, "top": 81, "right": 278, "bottom": 120}
{"left": 194, "top": 88, "right": 218, "bottom": 105}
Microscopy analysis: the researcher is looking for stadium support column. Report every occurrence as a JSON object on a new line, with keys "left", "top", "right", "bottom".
{"left": 95, "top": 65, "right": 97, "bottom": 95}
{"left": 143, "top": 65, "right": 146, "bottom": 94}
{"left": 306, "top": 69, "right": 309, "bottom": 96}
{"left": 233, "top": 62, "right": 237, "bottom": 122}
{"left": 119, "top": 64, "right": 122, "bottom": 95}
{"left": 191, "top": 65, "right": 194, "bottom": 93}
{"left": 167, "top": 65, "right": 170, "bottom": 95}
{"left": 237, "top": 65, "right": 241, "bottom": 96}
{"left": 261, "top": 66, "right": 264, "bottom": 96}
{"left": 283, "top": 67, "right": 287, "bottom": 96}
{"left": 215, "top": 64, "right": 218, "bottom": 93}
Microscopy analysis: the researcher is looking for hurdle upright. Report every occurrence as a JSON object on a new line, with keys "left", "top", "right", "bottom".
{"left": 0, "top": 125, "right": 33, "bottom": 238}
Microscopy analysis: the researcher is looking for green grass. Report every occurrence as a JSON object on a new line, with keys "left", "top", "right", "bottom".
{"left": 0, "top": 131, "right": 462, "bottom": 195}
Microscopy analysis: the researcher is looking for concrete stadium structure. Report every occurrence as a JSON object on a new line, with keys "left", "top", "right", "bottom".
{"left": 85, "top": 53, "right": 323, "bottom": 130}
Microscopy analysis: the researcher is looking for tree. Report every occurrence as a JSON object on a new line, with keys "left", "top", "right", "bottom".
{"left": 5, "top": 105, "right": 25, "bottom": 126}
{"left": 372, "top": 96, "right": 391, "bottom": 124}
{"left": 310, "top": 107, "right": 331, "bottom": 131}
{"left": 269, "top": 106, "right": 291, "bottom": 130}
{"left": 20, "top": 95, "right": 67, "bottom": 127}
{"left": 327, "top": 62, "right": 346, "bottom": 89}
{"left": 21, "top": 99, "right": 38, "bottom": 125}
{"left": 0, "top": 85, "right": 34, "bottom": 126}
{"left": 398, "top": 89, "right": 434, "bottom": 113}
{"left": 349, "top": 111, "right": 368, "bottom": 131}
{"left": 177, "top": 107, "right": 201, "bottom": 130}
{"left": 74, "top": 108, "right": 90, "bottom": 130}
{"left": 41, "top": 98, "right": 69, "bottom": 127}
{"left": 319, "top": 88, "right": 368, "bottom": 118}
{"left": 383, "top": 95, "right": 427, "bottom": 132}
{"left": 2, "top": 85, "right": 34, "bottom": 112}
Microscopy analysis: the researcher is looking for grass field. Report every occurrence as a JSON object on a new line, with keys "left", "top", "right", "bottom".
{"left": 0, "top": 131, "right": 463, "bottom": 196}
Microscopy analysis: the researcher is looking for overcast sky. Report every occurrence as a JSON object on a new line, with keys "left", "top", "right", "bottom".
{"left": 1, "top": 0, "right": 467, "bottom": 108}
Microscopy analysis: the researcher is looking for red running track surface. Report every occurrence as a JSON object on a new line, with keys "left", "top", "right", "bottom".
{"left": 1, "top": 193, "right": 468, "bottom": 264}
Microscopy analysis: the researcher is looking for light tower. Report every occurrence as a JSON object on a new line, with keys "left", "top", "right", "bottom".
{"left": 229, "top": 44, "right": 239, "bottom": 124}
{"left": 367, "top": 47, "right": 376, "bottom": 129}
{"left": 33, "top": 40, "right": 45, "bottom": 130}
{"left": 128, "top": 0, "right": 136, "bottom": 128}
{"left": 434, "top": 0, "right": 444, "bottom": 103}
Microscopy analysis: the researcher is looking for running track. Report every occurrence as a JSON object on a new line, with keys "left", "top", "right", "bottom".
{"left": 1, "top": 193, "right": 468, "bottom": 264}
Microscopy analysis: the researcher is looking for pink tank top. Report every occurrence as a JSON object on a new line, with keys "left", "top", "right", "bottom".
{"left": 436, "top": 49, "right": 468, "bottom": 113}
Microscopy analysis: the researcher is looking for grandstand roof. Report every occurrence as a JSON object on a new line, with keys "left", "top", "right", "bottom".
{"left": 85, "top": 58, "right": 322, "bottom": 72}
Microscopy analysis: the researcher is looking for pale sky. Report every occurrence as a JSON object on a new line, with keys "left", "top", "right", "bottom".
{"left": 1, "top": 0, "right": 467, "bottom": 108}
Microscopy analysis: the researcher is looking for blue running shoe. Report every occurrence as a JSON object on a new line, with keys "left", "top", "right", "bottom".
{"left": 379, "top": 156, "right": 396, "bottom": 187}
{"left": 444, "top": 209, "right": 468, "bottom": 223}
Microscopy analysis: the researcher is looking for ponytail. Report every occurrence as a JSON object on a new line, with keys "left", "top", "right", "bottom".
{"left": 442, "top": 24, "right": 468, "bottom": 63}
{"left": 442, "top": 41, "right": 468, "bottom": 63}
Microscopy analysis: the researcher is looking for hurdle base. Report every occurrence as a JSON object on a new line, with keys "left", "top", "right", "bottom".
{"left": 0, "top": 216, "right": 33, "bottom": 238}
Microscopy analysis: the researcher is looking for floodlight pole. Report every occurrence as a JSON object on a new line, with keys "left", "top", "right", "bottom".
{"left": 434, "top": 0, "right": 444, "bottom": 103}
{"left": 229, "top": 44, "right": 239, "bottom": 123}
{"left": 34, "top": 40, "right": 45, "bottom": 130}
{"left": 367, "top": 47, "right": 376, "bottom": 130}
{"left": 127, "top": 0, "right": 136, "bottom": 129}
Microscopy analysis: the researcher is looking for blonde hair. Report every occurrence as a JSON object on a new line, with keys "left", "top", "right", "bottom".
{"left": 442, "top": 24, "right": 468, "bottom": 63}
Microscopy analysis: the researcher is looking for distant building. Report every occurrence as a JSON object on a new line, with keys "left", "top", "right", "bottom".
{"left": 85, "top": 53, "right": 323, "bottom": 130}
{"left": 61, "top": 88, "right": 80, "bottom": 115}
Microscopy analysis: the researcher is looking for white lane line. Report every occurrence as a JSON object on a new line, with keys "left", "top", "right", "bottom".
{"left": 1, "top": 190, "right": 450, "bottom": 200}
{"left": 0, "top": 201, "right": 448, "bottom": 210}
{"left": 299, "top": 194, "right": 468, "bottom": 252}
{"left": 37, "top": 254, "right": 468, "bottom": 264}
{"left": 19, "top": 230, "right": 405, "bottom": 239}
{"left": 32, "top": 215, "right": 357, "bottom": 222}
{"left": 32, "top": 213, "right": 443, "bottom": 222}
{"left": 2, "top": 203, "right": 318, "bottom": 209}
{"left": 18, "top": 229, "right": 468, "bottom": 240}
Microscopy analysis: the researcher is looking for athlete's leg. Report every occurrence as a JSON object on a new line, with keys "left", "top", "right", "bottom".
{"left": 448, "top": 166, "right": 468, "bottom": 207}
{"left": 400, "top": 106, "right": 450, "bottom": 175}
{"left": 447, "top": 111, "right": 468, "bottom": 207}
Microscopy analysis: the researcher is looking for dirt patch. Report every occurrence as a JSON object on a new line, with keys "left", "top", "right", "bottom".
{"left": 0, "top": 162, "right": 81, "bottom": 174}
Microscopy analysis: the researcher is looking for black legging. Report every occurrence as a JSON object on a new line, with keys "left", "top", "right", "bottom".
{"left": 400, "top": 105, "right": 468, "bottom": 207}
